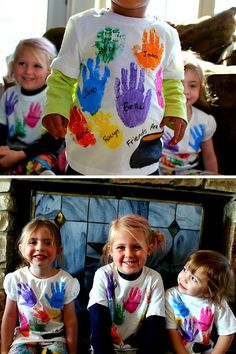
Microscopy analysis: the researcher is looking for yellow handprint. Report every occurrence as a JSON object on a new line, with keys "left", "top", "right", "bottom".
{"left": 133, "top": 28, "right": 164, "bottom": 70}
{"left": 89, "top": 110, "right": 123, "bottom": 149}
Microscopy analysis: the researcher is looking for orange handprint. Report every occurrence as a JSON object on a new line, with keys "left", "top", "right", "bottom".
{"left": 33, "top": 307, "right": 50, "bottom": 323}
{"left": 88, "top": 110, "right": 123, "bottom": 149}
{"left": 133, "top": 28, "right": 164, "bottom": 70}
{"left": 69, "top": 106, "right": 96, "bottom": 147}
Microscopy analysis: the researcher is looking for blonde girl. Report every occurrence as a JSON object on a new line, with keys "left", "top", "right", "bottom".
{"left": 1, "top": 217, "right": 80, "bottom": 353}
{"left": 165, "top": 250, "right": 236, "bottom": 354}
{"left": 0, "top": 38, "right": 63, "bottom": 175}
{"left": 88, "top": 214, "right": 166, "bottom": 354}
{"left": 160, "top": 52, "right": 218, "bottom": 175}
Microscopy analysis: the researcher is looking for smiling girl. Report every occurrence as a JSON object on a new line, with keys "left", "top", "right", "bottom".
{"left": 1, "top": 217, "right": 80, "bottom": 353}
{"left": 88, "top": 214, "right": 166, "bottom": 354}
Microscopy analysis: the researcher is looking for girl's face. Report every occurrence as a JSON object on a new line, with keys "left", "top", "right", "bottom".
{"left": 111, "top": 0, "right": 150, "bottom": 17}
{"left": 182, "top": 68, "right": 201, "bottom": 109}
{"left": 110, "top": 229, "right": 150, "bottom": 275}
{"left": 19, "top": 227, "right": 60, "bottom": 273}
{"left": 13, "top": 45, "right": 50, "bottom": 91}
{"left": 177, "top": 262, "right": 209, "bottom": 297}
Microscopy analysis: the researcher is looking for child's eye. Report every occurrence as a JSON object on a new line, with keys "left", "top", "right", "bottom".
{"left": 45, "top": 240, "right": 52, "bottom": 245}
{"left": 191, "top": 275, "right": 198, "bottom": 283}
{"left": 34, "top": 64, "right": 43, "bottom": 69}
{"left": 116, "top": 246, "right": 125, "bottom": 250}
{"left": 17, "top": 62, "right": 26, "bottom": 67}
{"left": 133, "top": 244, "right": 142, "bottom": 250}
{"left": 183, "top": 266, "right": 187, "bottom": 272}
{"left": 28, "top": 240, "right": 36, "bottom": 245}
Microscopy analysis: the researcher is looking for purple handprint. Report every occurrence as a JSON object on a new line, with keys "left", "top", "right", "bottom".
{"left": 77, "top": 57, "right": 110, "bottom": 115}
{"left": 45, "top": 281, "right": 65, "bottom": 309}
{"left": 115, "top": 62, "right": 152, "bottom": 128}
{"left": 24, "top": 102, "right": 42, "bottom": 128}
{"left": 189, "top": 124, "right": 205, "bottom": 151}
{"left": 179, "top": 318, "right": 199, "bottom": 342}
{"left": 17, "top": 282, "right": 37, "bottom": 307}
{"left": 123, "top": 287, "right": 141, "bottom": 313}
{"left": 105, "top": 271, "right": 117, "bottom": 300}
{"left": 5, "top": 91, "right": 18, "bottom": 116}
{"left": 162, "top": 131, "right": 179, "bottom": 152}
{"left": 193, "top": 307, "right": 214, "bottom": 331}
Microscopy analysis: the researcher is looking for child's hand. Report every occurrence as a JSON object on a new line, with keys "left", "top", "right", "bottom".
{"left": 160, "top": 116, "right": 187, "bottom": 146}
{"left": 42, "top": 114, "right": 68, "bottom": 139}
{"left": 0, "top": 147, "right": 26, "bottom": 169}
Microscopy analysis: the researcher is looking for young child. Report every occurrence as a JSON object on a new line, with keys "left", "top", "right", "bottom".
{"left": 160, "top": 52, "right": 218, "bottom": 175}
{"left": 0, "top": 38, "right": 64, "bottom": 175}
{"left": 165, "top": 250, "right": 236, "bottom": 354}
{"left": 87, "top": 214, "right": 166, "bottom": 354}
{"left": 42, "top": 0, "right": 187, "bottom": 175}
{"left": 1, "top": 217, "right": 80, "bottom": 353}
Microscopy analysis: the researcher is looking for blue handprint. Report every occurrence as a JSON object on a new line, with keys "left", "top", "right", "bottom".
{"left": 189, "top": 124, "right": 205, "bottom": 151}
{"left": 77, "top": 57, "right": 110, "bottom": 115}
{"left": 115, "top": 62, "right": 152, "bottom": 128}
{"left": 17, "top": 282, "right": 37, "bottom": 307}
{"left": 5, "top": 91, "right": 18, "bottom": 116}
{"left": 162, "top": 131, "right": 179, "bottom": 152}
{"left": 172, "top": 294, "right": 189, "bottom": 317}
{"left": 179, "top": 318, "right": 199, "bottom": 342}
{"left": 45, "top": 281, "right": 65, "bottom": 309}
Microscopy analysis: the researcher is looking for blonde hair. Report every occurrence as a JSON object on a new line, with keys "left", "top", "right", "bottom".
{"left": 182, "top": 51, "right": 214, "bottom": 108}
{"left": 187, "top": 250, "right": 234, "bottom": 305}
{"left": 9, "top": 37, "right": 57, "bottom": 79}
{"left": 18, "top": 217, "right": 62, "bottom": 266}
{"left": 101, "top": 214, "right": 165, "bottom": 265}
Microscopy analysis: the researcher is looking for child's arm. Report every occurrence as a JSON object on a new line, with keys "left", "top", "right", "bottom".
{"left": 211, "top": 334, "right": 234, "bottom": 354}
{"left": 201, "top": 138, "right": 218, "bottom": 174}
{"left": 43, "top": 68, "right": 76, "bottom": 139}
{"left": 63, "top": 300, "right": 78, "bottom": 354}
{"left": 161, "top": 79, "right": 187, "bottom": 146}
{"left": 1, "top": 297, "right": 18, "bottom": 353}
{"left": 167, "top": 328, "right": 189, "bottom": 354}
{"left": 0, "top": 147, "right": 26, "bottom": 169}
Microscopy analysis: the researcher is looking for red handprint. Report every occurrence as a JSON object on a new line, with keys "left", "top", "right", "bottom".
{"left": 111, "top": 323, "right": 124, "bottom": 345}
{"left": 33, "top": 307, "right": 50, "bottom": 323}
{"left": 24, "top": 102, "right": 42, "bottom": 128}
{"left": 19, "top": 310, "right": 30, "bottom": 337}
{"left": 69, "top": 106, "right": 96, "bottom": 147}
{"left": 123, "top": 287, "right": 141, "bottom": 313}
{"left": 193, "top": 307, "right": 214, "bottom": 332}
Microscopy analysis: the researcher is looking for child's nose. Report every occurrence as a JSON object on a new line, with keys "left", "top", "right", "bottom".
{"left": 125, "top": 247, "right": 133, "bottom": 257}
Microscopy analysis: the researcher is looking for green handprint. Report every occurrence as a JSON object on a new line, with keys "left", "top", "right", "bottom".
{"left": 95, "top": 27, "right": 125, "bottom": 63}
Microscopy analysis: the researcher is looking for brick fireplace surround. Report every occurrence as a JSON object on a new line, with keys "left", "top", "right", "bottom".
{"left": 0, "top": 177, "right": 235, "bottom": 352}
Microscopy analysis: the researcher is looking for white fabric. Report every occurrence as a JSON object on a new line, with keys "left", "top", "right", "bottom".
{"left": 88, "top": 263, "right": 165, "bottom": 343}
{"left": 0, "top": 85, "right": 47, "bottom": 150}
{"left": 3, "top": 267, "right": 80, "bottom": 345}
{"left": 160, "top": 106, "right": 217, "bottom": 172}
{"left": 165, "top": 287, "right": 236, "bottom": 354}
{"left": 52, "top": 8, "right": 184, "bottom": 175}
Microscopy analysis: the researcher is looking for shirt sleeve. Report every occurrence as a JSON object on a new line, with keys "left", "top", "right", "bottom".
{"left": 163, "top": 79, "right": 187, "bottom": 122}
{"left": 44, "top": 68, "right": 77, "bottom": 120}
{"left": 202, "top": 113, "right": 217, "bottom": 141}
{"left": 165, "top": 288, "right": 178, "bottom": 329}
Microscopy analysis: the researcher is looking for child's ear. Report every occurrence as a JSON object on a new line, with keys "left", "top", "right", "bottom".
{"left": 147, "top": 243, "right": 154, "bottom": 256}
{"left": 19, "top": 244, "right": 24, "bottom": 258}
{"left": 58, "top": 245, "right": 63, "bottom": 255}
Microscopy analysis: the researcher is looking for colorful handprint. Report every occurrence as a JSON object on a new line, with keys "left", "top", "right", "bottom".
{"left": 77, "top": 57, "right": 110, "bottom": 115}
{"left": 17, "top": 282, "right": 37, "bottom": 307}
{"left": 179, "top": 318, "right": 199, "bottom": 342}
{"left": 193, "top": 306, "right": 214, "bottom": 332}
{"left": 189, "top": 124, "right": 205, "bottom": 151}
{"left": 45, "top": 281, "right": 65, "bottom": 309}
{"left": 133, "top": 28, "right": 164, "bottom": 70}
{"left": 123, "top": 287, "right": 141, "bottom": 313}
{"left": 5, "top": 91, "right": 18, "bottom": 116}
{"left": 155, "top": 66, "right": 164, "bottom": 109}
{"left": 172, "top": 294, "right": 189, "bottom": 317}
{"left": 115, "top": 62, "right": 151, "bottom": 127}
{"left": 95, "top": 27, "right": 125, "bottom": 63}
{"left": 19, "top": 310, "right": 30, "bottom": 337}
{"left": 88, "top": 110, "right": 123, "bottom": 149}
{"left": 33, "top": 307, "right": 50, "bottom": 323}
{"left": 69, "top": 106, "right": 96, "bottom": 147}
{"left": 24, "top": 102, "right": 42, "bottom": 128}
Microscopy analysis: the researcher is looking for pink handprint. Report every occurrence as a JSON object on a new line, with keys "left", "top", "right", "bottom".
{"left": 193, "top": 307, "right": 214, "bottom": 332}
{"left": 123, "top": 287, "right": 141, "bottom": 313}
{"left": 24, "top": 102, "right": 42, "bottom": 128}
{"left": 155, "top": 66, "right": 164, "bottom": 109}
{"left": 19, "top": 310, "right": 30, "bottom": 337}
